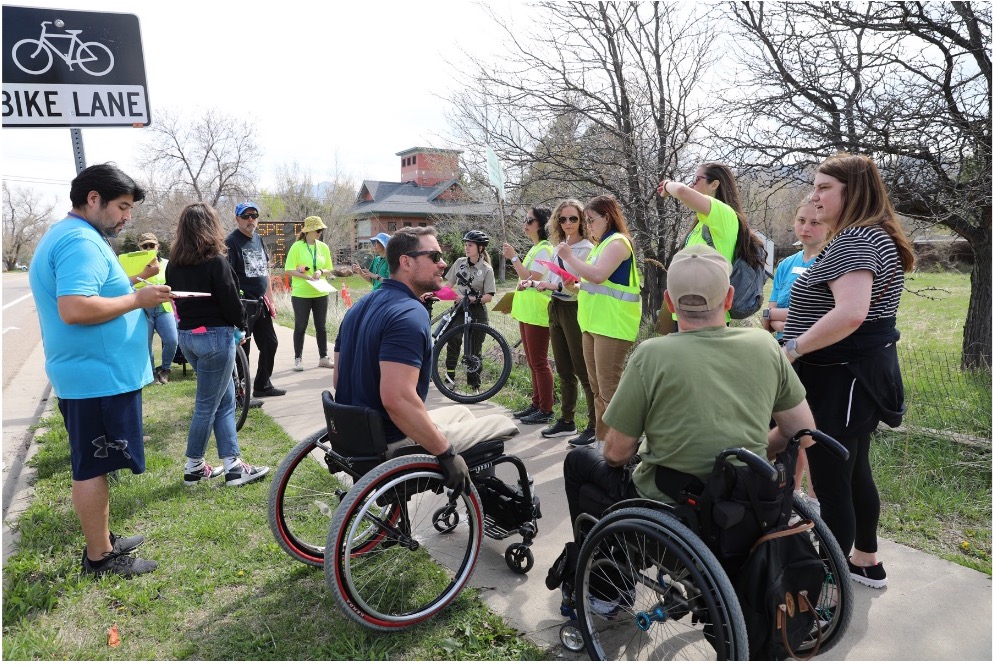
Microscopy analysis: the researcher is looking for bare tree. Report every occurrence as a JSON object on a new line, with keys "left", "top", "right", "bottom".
{"left": 720, "top": 1, "right": 991, "bottom": 368}
{"left": 2, "top": 182, "right": 54, "bottom": 270}
{"left": 443, "top": 1, "right": 717, "bottom": 316}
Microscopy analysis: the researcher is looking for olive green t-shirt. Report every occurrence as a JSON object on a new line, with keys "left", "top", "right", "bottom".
{"left": 602, "top": 326, "right": 806, "bottom": 502}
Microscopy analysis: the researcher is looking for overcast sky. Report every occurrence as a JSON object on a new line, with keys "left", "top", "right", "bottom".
{"left": 2, "top": 0, "right": 521, "bottom": 210}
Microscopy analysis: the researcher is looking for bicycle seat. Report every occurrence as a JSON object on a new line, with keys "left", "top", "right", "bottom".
{"left": 65, "top": 29, "right": 83, "bottom": 34}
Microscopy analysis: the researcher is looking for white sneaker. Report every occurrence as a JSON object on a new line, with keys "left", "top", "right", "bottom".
{"left": 293, "top": 358, "right": 304, "bottom": 372}
{"left": 443, "top": 374, "right": 456, "bottom": 389}
{"left": 318, "top": 357, "right": 334, "bottom": 369}
{"left": 224, "top": 460, "right": 270, "bottom": 487}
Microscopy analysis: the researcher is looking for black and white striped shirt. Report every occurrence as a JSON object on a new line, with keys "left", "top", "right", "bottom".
{"left": 783, "top": 225, "right": 903, "bottom": 340}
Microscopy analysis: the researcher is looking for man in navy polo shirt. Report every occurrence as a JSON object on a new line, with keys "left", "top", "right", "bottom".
{"left": 333, "top": 227, "right": 517, "bottom": 491}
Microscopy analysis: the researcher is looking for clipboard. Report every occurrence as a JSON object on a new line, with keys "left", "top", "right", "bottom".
{"left": 307, "top": 279, "right": 335, "bottom": 295}
{"left": 535, "top": 259, "right": 579, "bottom": 284}
{"left": 491, "top": 290, "right": 515, "bottom": 314}
{"left": 118, "top": 250, "right": 157, "bottom": 277}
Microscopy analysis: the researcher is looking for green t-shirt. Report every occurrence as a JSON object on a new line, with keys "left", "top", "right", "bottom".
{"left": 369, "top": 255, "right": 389, "bottom": 290}
{"left": 602, "top": 326, "right": 806, "bottom": 502}
{"left": 284, "top": 239, "right": 334, "bottom": 298}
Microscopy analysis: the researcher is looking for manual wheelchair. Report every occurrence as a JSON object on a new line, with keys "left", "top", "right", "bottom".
{"left": 268, "top": 390, "right": 541, "bottom": 630}
{"left": 556, "top": 429, "right": 853, "bottom": 660}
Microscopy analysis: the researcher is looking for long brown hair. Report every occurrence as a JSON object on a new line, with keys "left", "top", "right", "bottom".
{"left": 816, "top": 153, "right": 915, "bottom": 272}
{"left": 700, "top": 162, "right": 764, "bottom": 269}
{"left": 170, "top": 203, "right": 227, "bottom": 267}
{"left": 549, "top": 199, "right": 590, "bottom": 245}
{"left": 585, "top": 194, "right": 632, "bottom": 240}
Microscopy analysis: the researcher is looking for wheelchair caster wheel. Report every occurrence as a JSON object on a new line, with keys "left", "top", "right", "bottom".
{"left": 504, "top": 543, "right": 534, "bottom": 574}
{"left": 432, "top": 505, "right": 459, "bottom": 533}
{"left": 560, "top": 620, "right": 585, "bottom": 653}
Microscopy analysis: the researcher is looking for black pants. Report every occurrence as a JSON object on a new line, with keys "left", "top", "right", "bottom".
{"left": 444, "top": 303, "right": 488, "bottom": 386}
{"left": 563, "top": 445, "right": 637, "bottom": 528}
{"left": 291, "top": 295, "right": 329, "bottom": 359}
{"left": 245, "top": 305, "right": 278, "bottom": 392}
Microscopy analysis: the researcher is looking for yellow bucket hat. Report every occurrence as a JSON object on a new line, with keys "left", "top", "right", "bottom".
{"left": 302, "top": 216, "right": 327, "bottom": 233}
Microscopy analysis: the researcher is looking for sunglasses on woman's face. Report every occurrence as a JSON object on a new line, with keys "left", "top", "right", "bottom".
{"left": 525, "top": 217, "right": 537, "bottom": 224}
{"left": 140, "top": 243, "right": 157, "bottom": 250}
{"left": 559, "top": 215, "right": 580, "bottom": 224}
{"left": 405, "top": 250, "right": 444, "bottom": 263}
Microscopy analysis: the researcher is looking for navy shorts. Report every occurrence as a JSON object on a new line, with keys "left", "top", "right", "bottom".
{"left": 58, "top": 390, "right": 146, "bottom": 481}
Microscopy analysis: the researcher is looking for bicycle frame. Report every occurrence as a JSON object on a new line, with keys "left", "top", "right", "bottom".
{"left": 32, "top": 22, "right": 90, "bottom": 67}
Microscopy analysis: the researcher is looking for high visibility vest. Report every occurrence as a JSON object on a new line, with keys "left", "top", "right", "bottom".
{"left": 510, "top": 240, "right": 553, "bottom": 327}
{"left": 577, "top": 233, "right": 641, "bottom": 341}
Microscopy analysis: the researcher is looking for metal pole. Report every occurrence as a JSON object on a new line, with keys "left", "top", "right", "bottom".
{"left": 70, "top": 128, "right": 86, "bottom": 174}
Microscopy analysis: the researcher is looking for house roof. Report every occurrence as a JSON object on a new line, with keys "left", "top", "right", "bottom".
{"left": 350, "top": 180, "right": 496, "bottom": 218}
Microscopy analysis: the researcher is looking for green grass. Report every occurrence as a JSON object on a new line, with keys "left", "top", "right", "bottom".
{"left": 1, "top": 374, "right": 547, "bottom": 660}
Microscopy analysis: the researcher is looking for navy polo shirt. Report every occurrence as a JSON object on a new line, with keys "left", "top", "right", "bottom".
{"left": 334, "top": 279, "right": 432, "bottom": 442}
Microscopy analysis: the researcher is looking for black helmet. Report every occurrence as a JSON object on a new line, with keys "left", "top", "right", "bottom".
{"left": 462, "top": 230, "right": 490, "bottom": 246}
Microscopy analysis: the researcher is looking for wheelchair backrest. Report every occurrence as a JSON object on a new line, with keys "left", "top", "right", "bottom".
{"left": 322, "top": 390, "right": 389, "bottom": 458}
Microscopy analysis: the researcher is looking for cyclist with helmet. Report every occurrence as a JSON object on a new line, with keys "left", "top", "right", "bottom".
{"left": 441, "top": 230, "right": 496, "bottom": 389}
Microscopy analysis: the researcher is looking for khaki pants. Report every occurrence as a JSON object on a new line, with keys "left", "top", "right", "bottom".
{"left": 581, "top": 332, "right": 633, "bottom": 441}
{"left": 549, "top": 299, "right": 595, "bottom": 425}
{"left": 387, "top": 405, "right": 519, "bottom": 456}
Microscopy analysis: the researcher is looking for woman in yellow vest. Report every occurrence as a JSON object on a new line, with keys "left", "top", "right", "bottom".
{"left": 502, "top": 206, "right": 556, "bottom": 425}
{"left": 284, "top": 216, "right": 334, "bottom": 371}
{"left": 555, "top": 194, "right": 641, "bottom": 449}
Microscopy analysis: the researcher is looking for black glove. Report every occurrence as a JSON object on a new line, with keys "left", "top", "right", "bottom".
{"left": 436, "top": 446, "right": 470, "bottom": 494}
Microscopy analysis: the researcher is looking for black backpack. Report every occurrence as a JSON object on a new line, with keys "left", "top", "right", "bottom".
{"left": 702, "top": 225, "right": 767, "bottom": 319}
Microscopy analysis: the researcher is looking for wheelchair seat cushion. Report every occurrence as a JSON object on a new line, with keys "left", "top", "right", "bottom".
{"left": 460, "top": 439, "right": 505, "bottom": 468}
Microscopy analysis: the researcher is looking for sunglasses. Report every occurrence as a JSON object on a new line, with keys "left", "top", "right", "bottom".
{"left": 559, "top": 215, "right": 580, "bottom": 224}
{"left": 405, "top": 250, "right": 443, "bottom": 263}
{"left": 239, "top": 213, "right": 259, "bottom": 220}
{"left": 140, "top": 243, "right": 157, "bottom": 250}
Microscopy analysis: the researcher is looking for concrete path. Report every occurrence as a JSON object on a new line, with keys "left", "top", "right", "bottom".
{"left": 3, "top": 320, "right": 991, "bottom": 659}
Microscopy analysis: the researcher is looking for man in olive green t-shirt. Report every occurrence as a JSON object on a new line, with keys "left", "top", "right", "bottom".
{"left": 563, "top": 246, "right": 816, "bottom": 526}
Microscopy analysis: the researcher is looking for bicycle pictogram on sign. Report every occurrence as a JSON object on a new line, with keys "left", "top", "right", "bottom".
{"left": 12, "top": 20, "right": 114, "bottom": 77}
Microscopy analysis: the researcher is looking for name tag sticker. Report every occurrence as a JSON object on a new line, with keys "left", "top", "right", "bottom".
{"left": 791, "top": 266, "right": 808, "bottom": 275}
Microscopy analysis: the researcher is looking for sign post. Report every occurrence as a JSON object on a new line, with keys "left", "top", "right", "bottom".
{"left": 485, "top": 145, "right": 509, "bottom": 279}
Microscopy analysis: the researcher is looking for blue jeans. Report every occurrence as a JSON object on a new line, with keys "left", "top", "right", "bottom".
{"left": 146, "top": 304, "right": 178, "bottom": 372}
{"left": 179, "top": 326, "right": 239, "bottom": 460}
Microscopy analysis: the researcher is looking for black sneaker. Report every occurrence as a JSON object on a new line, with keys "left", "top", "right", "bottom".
{"left": 512, "top": 405, "right": 540, "bottom": 420}
{"left": 248, "top": 398, "right": 264, "bottom": 409}
{"left": 254, "top": 385, "right": 286, "bottom": 397}
{"left": 184, "top": 463, "right": 224, "bottom": 486}
{"left": 848, "top": 559, "right": 887, "bottom": 588}
{"left": 542, "top": 419, "right": 577, "bottom": 438}
{"left": 568, "top": 427, "right": 596, "bottom": 448}
{"left": 82, "top": 549, "right": 158, "bottom": 579}
{"left": 109, "top": 531, "right": 145, "bottom": 553}
{"left": 225, "top": 460, "right": 270, "bottom": 487}
{"left": 520, "top": 409, "right": 555, "bottom": 425}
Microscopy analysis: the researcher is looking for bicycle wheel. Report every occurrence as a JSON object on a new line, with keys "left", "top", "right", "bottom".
{"left": 268, "top": 429, "right": 399, "bottom": 567}
{"left": 576, "top": 507, "right": 749, "bottom": 661}
{"left": 326, "top": 454, "right": 483, "bottom": 631}
{"left": 233, "top": 345, "right": 251, "bottom": 432}
{"left": 431, "top": 322, "right": 512, "bottom": 403}
{"left": 12, "top": 39, "right": 52, "bottom": 74}
{"left": 77, "top": 41, "right": 114, "bottom": 76}
{"left": 791, "top": 498, "right": 853, "bottom": 656}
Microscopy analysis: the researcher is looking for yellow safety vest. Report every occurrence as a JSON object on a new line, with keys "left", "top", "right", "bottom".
{"left": 578, "top": 233, "right": 641, "bottom": 341}
{"left": 510, "top": 240, "right": 553, "bottom": 327}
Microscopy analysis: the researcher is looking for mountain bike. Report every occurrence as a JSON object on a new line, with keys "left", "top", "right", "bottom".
{"left": 429, "top": 273, "right": 512, "bottom": 403}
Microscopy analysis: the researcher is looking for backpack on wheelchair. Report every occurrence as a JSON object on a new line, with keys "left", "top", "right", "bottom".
{"left": 552, "top": 430, "right": 853, "bottom": 660}
{"left": 268, "top": 390, "right": 542, "bottom": 631}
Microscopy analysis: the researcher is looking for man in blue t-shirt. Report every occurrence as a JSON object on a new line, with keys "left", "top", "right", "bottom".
{"left": 30, "top": 163, "right": 172, "bottom": 579}
{"left": 333, "top": 227, "right": 517, "bottom": 491}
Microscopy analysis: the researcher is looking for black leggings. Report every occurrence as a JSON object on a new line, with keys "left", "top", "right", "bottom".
{"left": 444, "top": 303, "right": 488, "bottom": 385}
{"left": 291, "top": 295, "right": 329, "bottom": 358}
{"left": 805, "top": 430, "right": 880, "bottom": 555}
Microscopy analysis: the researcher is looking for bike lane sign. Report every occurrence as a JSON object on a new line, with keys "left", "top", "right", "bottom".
{"left": 2, "top": 5, "right": 151, "bottom": 128}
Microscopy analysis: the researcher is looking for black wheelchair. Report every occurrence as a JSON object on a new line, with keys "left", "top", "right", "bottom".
{"left": 556, "top": 429, "right": 853, "bottom": 660}
{"left": 268, "top": 390, "right": 541, "bottom": 630}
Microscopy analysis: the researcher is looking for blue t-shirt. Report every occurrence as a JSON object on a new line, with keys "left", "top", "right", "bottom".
{"left": 334, "top": 279, "right": 431, "bottom": 442}
{"left": 599, "top": 230, "right": 634, "bottom": 286}
{"left": 29, "top": 215, "right": 153, "bottom": 398}
{"left": 770, "top": 250, "right": 817, "bottom": 340}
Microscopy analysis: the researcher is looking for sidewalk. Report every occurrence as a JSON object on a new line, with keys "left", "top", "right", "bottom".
{"left": 3, "top": 323, "right": 991, "bottom": 659}
{"left": 255, "top": 324, "right": 992, "bottom": 660}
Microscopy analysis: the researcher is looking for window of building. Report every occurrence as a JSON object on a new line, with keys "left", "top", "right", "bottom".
{"left": 388, "top": 223, "right": 397, "bottom": 231}
{"left": 419, "top": 222, "right": 427, "bottom": 227}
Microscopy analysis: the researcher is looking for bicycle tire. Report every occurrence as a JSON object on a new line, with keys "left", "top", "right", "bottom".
{"left": 326, "top": 454, "right": 483, "bottom": 631}
{"left": 233, "top": 345, "right": 251, "bottom": 432}
{"left": 431, "top": 322, "right": 512, "bottom": 403}
{"left": 576, "top": 507, "right": 749, "bottom": 661}
{"left": 12, "top": 39, "right": 52, "bottom": 75}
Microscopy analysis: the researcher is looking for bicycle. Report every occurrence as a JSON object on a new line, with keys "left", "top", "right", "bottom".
{"left": 13, "top": 20, "right": 114, "bottom": 76}
{"left": 428, "top": 272, "right": 512, "bottom": 403}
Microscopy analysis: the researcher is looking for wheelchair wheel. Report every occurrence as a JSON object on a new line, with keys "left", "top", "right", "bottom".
{"left": 431, "top": 323, "right": 512, "bottom": 403}
{"left": 267, "top": 429, "right": 399, "bottom": 567}
{"left": 233, "top": 345, "right": 251, "bottom": 432}
{"left": 791, "top": 498, "right": 853, "bottom": 656}
{"left": 576, "top": 507, "right": 748, "bottom": 661}
{"left": 504, "top": 543, "right": 534, "bottom": 574}
{"left": 326, "top": 454, "right": 484, "bottom": 631}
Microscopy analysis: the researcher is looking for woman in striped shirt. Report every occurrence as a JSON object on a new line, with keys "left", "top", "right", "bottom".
{"left": 782, "top": 154, "right": 915, "bottom": 590}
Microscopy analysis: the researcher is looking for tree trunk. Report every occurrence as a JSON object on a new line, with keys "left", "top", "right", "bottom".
{"left": 961, "top": 228, "right": 992, "bottom": 370}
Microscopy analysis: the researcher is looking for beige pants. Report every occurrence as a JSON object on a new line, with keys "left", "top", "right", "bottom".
{"left": 582, "top": 332, "right": 633, "bottom": 441}
{"left": 387, "top": 405, "right": 519, "bottom": 456}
